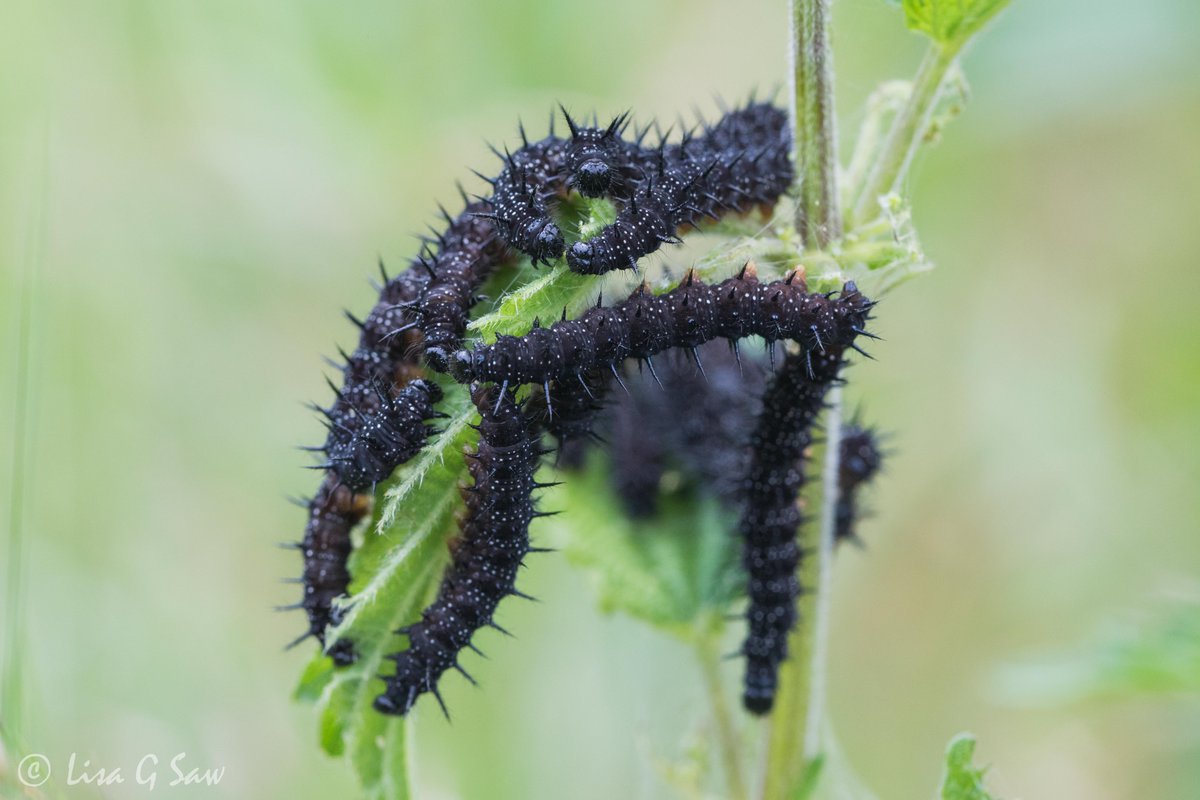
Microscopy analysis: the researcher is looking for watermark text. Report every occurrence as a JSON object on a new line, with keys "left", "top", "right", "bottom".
{"left": 17, "top": 752, "right": 225, "bottom": 791}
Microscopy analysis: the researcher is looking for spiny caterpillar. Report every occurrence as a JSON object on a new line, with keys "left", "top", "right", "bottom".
{"left": 409, "top": 199, "right": 513, "bottom": 371}
{"left": 472, "top": 109, "right": 649, "bottom": 266}
{"left": 290, "top": 192, "right": 511, "bottom": 663}
{"left": 287, "top": 263, "right": 425, "bottom": 664}
{"left": 451, "top": 263, "right": 873, "bottom": 392}
{"left": 836, "top": 423, "right": 885, "bottom": 547}
{"left": 319, "top": 379, "right": 445, "bottom": 492}
{"left": 373, "top": 386, "right": 550, "bottom": 716}
{"left": 477, "top": 101, "right": 791, "bottom": 275}
{"left": 594, "top": 341, "right": 769, "bottom": 517}
{"left": 286, "top": 475, "right": 369, "bottom": 666}
{"left": 526, "top": 365, "right": 615, "bottom": 458}
{"left": 738, "top": 343, "right": 869, "bottom": 715}
{"left": 567, "top": 104, "right": 792, "bottom": 275}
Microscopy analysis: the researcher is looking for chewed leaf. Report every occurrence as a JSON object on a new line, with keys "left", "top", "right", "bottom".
{"left": 939, "top": 734, "right": 999, "bottom": 800}
{"left": 899, "top": 0, "right": 1011, "bottom": 47}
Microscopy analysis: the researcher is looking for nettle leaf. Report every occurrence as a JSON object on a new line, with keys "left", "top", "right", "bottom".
{"left": 557, "top": 455, "right": 742, "bottom": 639}
{"left": 939, "top": 734, "right": 999, "bottom": 800}
{"left": 897, "top": 0, "right": 1011, "bottom": 48}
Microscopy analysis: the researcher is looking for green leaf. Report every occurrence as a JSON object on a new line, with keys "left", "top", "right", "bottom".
{"left": 898, "top": 0, "right": 1011, "bottom": 48}
{"left": 939, "top": 734, "right": 999, "bottom": 800}
{"left": 557, "top": 455, "right": 742, "bottom": 639}
{"left": 293, "top": 654, "right": 335, "bottom": 703}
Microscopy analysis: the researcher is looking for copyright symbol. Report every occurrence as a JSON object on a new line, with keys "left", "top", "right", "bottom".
{"left": 17, "top": 753, "right": 51, "bottom": 787}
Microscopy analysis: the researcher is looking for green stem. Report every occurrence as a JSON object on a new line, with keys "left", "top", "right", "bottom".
{"left": 803, "top": 384, "right": 842, "bottom": 757}
{"left": 760, "top": 388, "right": 843, "bottom": 800}
{"left": 695, "top": 623, "right": 748, "bottom": 800}
{"left": 761, "top": 2, "right": 843, "bottom": 798}
{"left": 842, "top": 81, "right": 911, "bottom": 206}
{"left": 791, "top": 0, "right": 841, "bottom": 249}
{"left": 849, "top": 41, "right": 960, "bottom": 225}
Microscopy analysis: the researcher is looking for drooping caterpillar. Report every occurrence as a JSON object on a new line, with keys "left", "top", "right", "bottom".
{"left": 292, "top": 194, "right": 510, "bottom": 663}
{"left": 737, "top": 282, "right": 876, "bottom": 714}
{"left": 287, "top": 475, "right": 369, "bottom": 666}
{"left": 373, "top": 386, "right": 548, "bottom": 716}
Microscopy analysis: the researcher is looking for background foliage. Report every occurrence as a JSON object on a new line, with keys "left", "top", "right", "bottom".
{"left": 2, "top": 1, "right": 1198, "bottom": 798}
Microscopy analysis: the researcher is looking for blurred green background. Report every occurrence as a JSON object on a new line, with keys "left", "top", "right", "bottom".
{"left": 2, "top": 0, "right": 1199, "bottom": 798}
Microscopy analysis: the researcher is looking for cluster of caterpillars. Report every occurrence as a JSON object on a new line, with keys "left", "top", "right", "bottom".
{"left": 287, "top": 98, "right": 885, "bottom": 718}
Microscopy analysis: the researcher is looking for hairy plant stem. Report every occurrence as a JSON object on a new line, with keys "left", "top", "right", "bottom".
{"left": 695, "top": 620, "right": 748, "bottom": 800}
{"left": 849, "top": 41, "right": 961, "bottom": 225}
{"left": 791, "top": 0, "right": 841, "bottom": 249}
{"left": 761, "top": 2, "right": 844, "bottom": 798}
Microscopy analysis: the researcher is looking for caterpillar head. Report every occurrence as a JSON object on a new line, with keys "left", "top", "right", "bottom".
{"left": 449, "top": 350, "right": 477, "bottom": 383}
{"left": 566, "top": 240, "right": 598, "bottom": 273}
{"left": 423, "top": 346, "right": 451, "bottom": 373}
{"left": 572, "top": 157, "right": 612, "bottom": 197}
{"left": 563, "top": 109, "right": 630, "bottom": 198}
{"left": 525, "top": 217, "right": 564, "bottom": 265}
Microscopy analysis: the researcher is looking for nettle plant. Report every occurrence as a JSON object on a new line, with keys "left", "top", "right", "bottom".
{"left": 289, "top": 1, "right": 1011, "bottom": 798}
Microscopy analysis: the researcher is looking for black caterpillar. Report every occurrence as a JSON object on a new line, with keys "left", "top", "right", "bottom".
{"left": 566, "top": 104, "right": 792, "bottom": 275}
{"left": 473, "top": 110, "right": 649, "bottom": 266}
{"left": 597, "top": 341, "right": 769, "bottom": 517}
{"left": 290, "top": 192, "right": 512, "bottom": 663}
{"left": 288, "top": 262, "right": 426, "bottom": 665}
{"left": 319, "top": 379, "right": 445, "bottom": 492}
{"left": 526, "top": 363, "right": 615, "bottom": 459}
{"left": 287, "top": 475, "right": 369, "bottom": 666}
{"left": 835, "top": 423, "right": 884, "bottom": 547}
{"left": 374, "top": 386, "right": 548, "bottom": 716}
{"left": 451, "top": 263, "right": 872, "bottom": 391}
{"left": 737, "top": 282, "right": 874, "bottom": 714}
{"left": 476, "top": 102, "right": 791, "bottom": 276}
{"left": 410, "top": 199, "right": 513, "bottom": 371}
